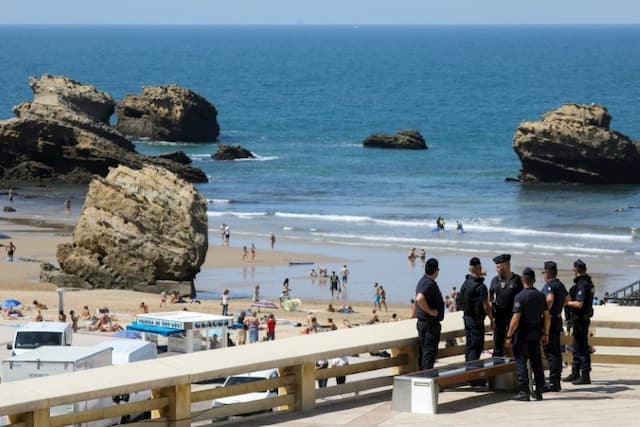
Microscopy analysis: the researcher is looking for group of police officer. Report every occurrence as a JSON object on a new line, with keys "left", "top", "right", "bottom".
{"left": 414, "top": 253, "right": 595, "bottom": 402}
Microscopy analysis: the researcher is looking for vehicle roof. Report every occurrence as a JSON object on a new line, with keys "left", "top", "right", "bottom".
{"left": 17, "top": 322, "right": 71, "bottom": 332}
{"left": 4, "top": 346, "right": 111, "bottom": 362}
{"left": 227, "top": 368, "right": 278, "bottom": 379}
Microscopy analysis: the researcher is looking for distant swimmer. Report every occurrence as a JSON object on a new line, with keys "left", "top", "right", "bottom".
{"left": 456, "top": 221, "right": 465, "bottom": 233}
{"left": 614, "top": 208, "right": 624, "bottom": 212}
{"left": 436, "top": 216, "right": 445, "bottom": 231}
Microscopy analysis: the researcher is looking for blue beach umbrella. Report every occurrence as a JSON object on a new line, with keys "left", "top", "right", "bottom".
{"left": 1, "top": 298, "right": 21, "bottom": 308}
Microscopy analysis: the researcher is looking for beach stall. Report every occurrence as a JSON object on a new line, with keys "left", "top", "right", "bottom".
{"left": 126, "top": 311, "right": 233, "bottom": 353}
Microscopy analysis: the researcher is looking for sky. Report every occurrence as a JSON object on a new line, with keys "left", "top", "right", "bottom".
{"left": 0, "top": 0, "right": 639, "bottom": 25}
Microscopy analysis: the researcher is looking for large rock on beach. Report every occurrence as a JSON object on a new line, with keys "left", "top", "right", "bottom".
{"left": 212, "top": 144, "right": 255, "bottom": 160}
{"left": 362, "top": 130, "right": 428, "bottom": 150}
{"left": 0, "top": 75, "right": 207, "bottom": 183}
{"left": 55, "top": 165, "right": 208, "bottom": 295}
{"left": 513, "top": 104, "right": 640, "bottom": 183}
{"left": 115, "top": 85, "right": 220, "bottom": 142}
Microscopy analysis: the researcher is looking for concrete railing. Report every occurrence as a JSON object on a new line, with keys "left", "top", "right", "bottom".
{"left": 1, "top": 309, "right": 638, "bottom": 427}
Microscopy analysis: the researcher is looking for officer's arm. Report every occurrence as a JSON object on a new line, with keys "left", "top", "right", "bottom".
{"left": 545, "top": 292, "right": 554, "bottom": 310}
{"left": 543, "top": 309, "right": 551, "bottom": 337}
{"left": 566, "top": 299, "right": 584, "bottom": 309}
{"left": 506, "top": 312, "right": 520, "bottom": 339}
{"left": 416, "top": 293, "right": 438, "bottom": 318}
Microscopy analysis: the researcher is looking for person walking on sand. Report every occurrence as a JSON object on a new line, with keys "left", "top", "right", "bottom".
{"left": 373, "top": 283, "right": 381, "bottom": 310}
{"left": 379, "top": 285, "right": 388, "bottom": 312}
{"left": 266, "top": 313, "right": 276, "bottom": 340}
{"left": 253, "top": 284, "right": 260, "bottom": 303}
{"left": 340, "top": 265, "right": 350, "bottom": 286}
{"left": 242, "top": 246, "right": 248, "bottom": 262}
{"left": 5, "top": 241, "right": 16, "bottom": 262}
{"left": 250, "top": 243, "right": 256, "bottom": 261}
{"left": 270, "top": 232, "right": 276, "bottom": 249}
{"left": 221, "top": 289, "right": 230, "bottom": 316}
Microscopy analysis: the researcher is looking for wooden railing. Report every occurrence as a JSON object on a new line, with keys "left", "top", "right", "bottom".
{"left": 1, "top": 315, "right": 638, "bottom": 426}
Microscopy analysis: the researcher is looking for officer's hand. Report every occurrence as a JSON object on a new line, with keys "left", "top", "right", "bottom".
{"left": 505, "top": 338, "right": 513, "bottom": 349}
{"left": 541, "top": 335, "right": 549, "bottom": 346}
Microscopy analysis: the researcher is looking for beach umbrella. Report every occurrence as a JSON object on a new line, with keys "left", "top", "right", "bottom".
{"left": 251, "top": 300, "right": 278, "bottom": 310}
{"left": 112, "top": 329, "right": 141, "bottom": 339}
{"left": 1, "top": 298, "right": 21, "bottom": 309}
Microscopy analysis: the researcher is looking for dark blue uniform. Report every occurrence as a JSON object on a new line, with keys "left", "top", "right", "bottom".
{"left": 415, "top": 275, "right": 444, "bottom": 370}
{"left": 459, "top": 275, "right": 488, "bottom": 361}
{"left": 568, "top": 274, "right": 594, "bottom": 382}
{"left": 512, "top": 287, "right": 548, "bottom": 398}
{"left": 541, "top": 278, "right": 568, "bottom": 389}
{"left": 490, "top": 273, "right": 523, "bottom": 357}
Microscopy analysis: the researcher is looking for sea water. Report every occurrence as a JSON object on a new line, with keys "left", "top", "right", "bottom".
{"left": 1, "top": 25, "right": 639, "bottom": 301}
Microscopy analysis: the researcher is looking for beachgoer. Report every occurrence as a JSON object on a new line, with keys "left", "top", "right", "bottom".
{"left": 419, "top": 248, "right": 426, "bottom": 262}
{"left": 8, "top": 187, "right": 14, "bottom": 202}
{"left": 318, "top": 266, "right": 328, "bottom": 277}
{"left": 160, "top": 291, "right": 167, "bottom": 307}
{"left": 6, "top": 241, "right": 16, "bottom": 262}
{"left": 69, "top": 310, "right": 79, "bottom": 332}
{"left": 220, "top": 224, "right": 226, "bottom": 244}
{"left": 250, "top": 243, "right": 256, "bottom": 261}
{"left": 564, "top": 259, "right": 595, "bottom": 385}
{"left": 541, "top": 261, "right": 568, "bottom": 392}
{"left": 35, "top": 310, "right": 44, "bottom": 322}
{"left": 270, "top": 232, "right": 276, "bottom": 249}
{"left": 209, "top": 334, "right": 220, "bottom": 349}
{"left": 410, "top": 299, "right": 416, "bottom": 318}
{"left": 340, "top": 265, "right": 350, "bottom": 286}
{"left": 456, "top": 220, "right": 464, "bottom": 233}
{"left": 328, "top": 356, "right": 349, "bottom": 385}
{"left": 282, "top": 278, "right": 290, "bottom": 298}
{"left": 221, "top": 289, "right": 230, "bottom": 316}
{"left": 506, "top": 268, "right": 549, "bottom": 401}
{"left": 391, "top": 313, "right": 399, "bottom": 321}
{"left": 408, "top": 247, "right": 416, "bottom": 261}
{"left": 237, "top": 311, "right": 247, "bottom": 345}
{"left": 80, "top": 305, "right": 91, "bottom": 320}
{"left": 449, "top": 287, "right": 458, "bottom": 309}
{"left": 266, "top": 313, "right": 276, "bottom": 340}
{"left": 57, "top": 310, "right": 67, "bottom": 322}
{"left": 328, "top": 318, "right": 338, "bottom": 330}
{"left": 489, "top": 254, "right": 523, "bottom": 358}
{"left": 342, "top": 319, "right": 352, "bottom": 328}
{"left": 459, "top": 257, "right": 493, "bottom": 364}
{"left": 327, "top": 303, "right": 335, "bottom": 312}
{"left": 316, "top": 360, "right": 329, "bottom": 387}
{"left": 32, "top": 300, "right": 48, "bottom": 310}
{"left": 245, "top": 311, "right": 260, "bottom": 343}
{"left": 64, "top": 199, "right": 71, "bottom": 212}
{"left": 329, "top": 272, "right": 341, "bottom": 298}
{"left": 373, "top": 282, "right": 381, "bottom": 310}
{"left": 379, "top": 285, "right": 388, "bottom": 312}
{"left": 139, "top": 301, "right": 149, "bottom": 314}
{"left": 242, "top": 246, "right": 248, "bottom": 262}
{"left": 368, "top": 309, "right": 380, "bottom": 324}
{"left": 310, "top": 268, "right": 318, "bottom": 277}
{"left": 415, "top": 258, "right": 445, "bottom": 370}
{"left": 224, "top": 224, "right": 230, "bottom": 246}
{"left": 445, "top": 295, "right": 455, "bottom": 312}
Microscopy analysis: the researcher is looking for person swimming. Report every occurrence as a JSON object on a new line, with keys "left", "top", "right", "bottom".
{"left": 456, "top": 220, "right": 464, "bottom": 232}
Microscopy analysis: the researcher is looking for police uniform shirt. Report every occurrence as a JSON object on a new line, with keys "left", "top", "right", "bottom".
{"left": 542, "top": 278, "right": 568, "bottom": 316}
{"left": 571, "top": 275, "right": 594, "bottom": 316}
{"left": 461, "top": 276, "right": 488, "bottom": 318}
{"left": 490, "top": 273, "right": 523, "bottom": 313}
{"left": 415, "top": 275, "right": 445, "bottom": 321}
{"left": 512, "top": 288, "right": 548, "bottom": 341}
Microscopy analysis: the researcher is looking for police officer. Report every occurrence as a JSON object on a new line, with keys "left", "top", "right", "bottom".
{"left": 564, "top": 259, "right": 595, "bottom": 385}
{"left": 506, "top": 268, "right": 550, "bottom": 401}
{"left": 415, "top": 258, "right": 445, "bottom": 370}
{"left": 490, "top": 254, "right": 523, "bottom": 357}
{"left": 458, "top": 257, "right": 494, "bottom": 362}
{"left": 540, "top": 261, "right": 568, "bottom": 392}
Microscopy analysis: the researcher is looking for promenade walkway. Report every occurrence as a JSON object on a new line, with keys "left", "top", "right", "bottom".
{"left": 245, "top": 362, "right": 640, "bottom": 427}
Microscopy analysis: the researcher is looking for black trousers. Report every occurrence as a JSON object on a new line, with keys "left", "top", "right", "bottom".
{"left": 543, "top": 316, "right": 563, "bottom": 385}
{"left": 514, "top": 336, "right": 545, "bottom": 394}
{"left": 417, "top": 319, "right": 442, "bottom": 370}
{"left": 463, "top": 315, "right": 485, "bottom": 361}
{"left": 493, "top": 311, "right": 512, "bottom": 357}
{"left": 572, "top": 318, "right": 591, "bottom": 375}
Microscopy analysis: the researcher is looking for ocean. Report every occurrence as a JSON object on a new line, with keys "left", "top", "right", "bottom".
{"left": 1, "top": 25, "right": 639, "bottom": 302}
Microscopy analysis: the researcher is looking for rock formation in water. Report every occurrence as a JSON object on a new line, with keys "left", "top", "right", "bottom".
{"left": 513, "top": 104, "right": 640, "bottom": 183}
{"left": 212, "top": 144, "right": 255, "bottom": 160}
{"left": 51, "top": 165, "right": 208, "bottom": 295}
{"left": 362, "top": 130, "right": 428, "bottom": 150}
{"left": 0, "top": 74, "right": 207, "bottom": 183}
{"left": 115, "top": 85, "right": 220, "bottom": 142}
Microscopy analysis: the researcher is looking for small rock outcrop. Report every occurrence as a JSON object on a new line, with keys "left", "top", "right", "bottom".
{"left": 0, "top": 75, "right": 207, "bottom": 183}
{"left": 513, "top": 104, "right": 640, "bottom": 183}
{"left": 212, "top": 144, "right": 255, "bottom": 160}
{"left": 115, "top": 85, "right": 220, "bottom": 142}
{"left": 362, "top": 130, "right": 427, "bottom": 150}
{"left": 54, "top": 165, "right": 208, "bottom": 295}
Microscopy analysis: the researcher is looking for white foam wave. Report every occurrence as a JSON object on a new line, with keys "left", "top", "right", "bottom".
{"left": 274, "top": 212, "right": 372, "bottom": 223}
{"left": 235, "top": 155, "right": 279, "bottom": 162}
{"left": 207, "top": 211, "right": 267, "bottom": 218}
{"left": 464, "top": 224, "right": 632, "bottom": 242}
{"left": 207, "top": 199, "right": 230, "bottom": 204}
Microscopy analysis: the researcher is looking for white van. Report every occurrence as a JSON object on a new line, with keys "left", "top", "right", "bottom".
{"left": 93, "top": 340, "right": 157, "bottom": 424}
{"left": 211, "top": 369, "right": 279, "bottom": 416}
{"left": 6, "top": 322, "right": 73, "bottom": 356}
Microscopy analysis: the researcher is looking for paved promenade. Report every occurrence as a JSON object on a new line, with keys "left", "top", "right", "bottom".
{"left": 244, "top": 363, "right": 640, "bottom": 427}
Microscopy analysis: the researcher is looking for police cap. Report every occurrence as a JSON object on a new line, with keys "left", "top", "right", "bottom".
{"left": 493, "top": 254, "right": 511, "bottom": 264}
{"left": 543, "top": 261, "right": 557, "bottom": 272}
{"left": 425, "top": 258, "right": 439, "bottom": 275}
{"left": 469, "top": 257, "right": 481, "bottom": 266}
{"left": 522, "top": 267, "right": 535, "bottom": 281}
{"left": 574, "top": 259, "right": 587, "bottom": 271}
